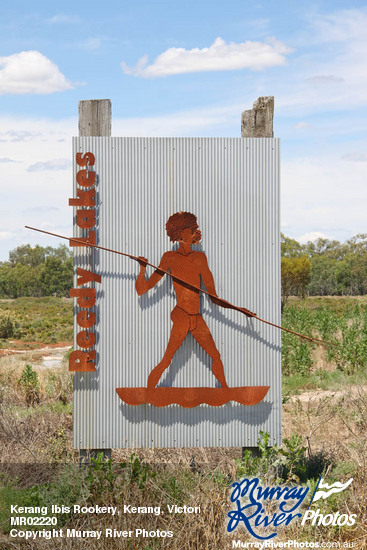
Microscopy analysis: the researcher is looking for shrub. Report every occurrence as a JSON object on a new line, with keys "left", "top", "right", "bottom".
{"left": 0, "top": 313, "right": 21, "bottom": 339}
{"left": 235, "top": 431, "right": 329, "bottom": 485}
{"left": 17, "top": 365, "right": 40, "bottom": 406}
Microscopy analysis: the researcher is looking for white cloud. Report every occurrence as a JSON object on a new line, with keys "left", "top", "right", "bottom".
{"left": 311, "top": 8, "right": 367, "bottom": 44}
{"left": 22, "top": 206, "right": 59, "bottom": 214}
{"left": 0, "top": 157, "right": 17, "bottom": 163}
{"left": 0, "top": 231, "right": 13, "bottom": 241}
{"left": 27, "top": 158, "right": 71, "bottom": 172}
{"left": 298, "top": 231, "right": 330, "bottom": 243}
{"left": 80, "top": 38, "right": 102, "bottom": 51}
{"left": 282, "top": 154, "right": 367, "bottom": 241}
{"left": 342, "top": 153, "right": 367, "bottom": 162}
{"left": 306, "top": 75, "right": 344, "bottom": 84}
{"left": 121, "top": 36, "right": 292, "bottom": 78}
{"left": 0, "top": 51, "right": 73, "bottom": 95}
{"left": 294, "top": 121, "right": 312, "bottom": 129}
{"left": 113, "top": 103, "right": 242, "bottom": 137}
{"left": 0, "top": 130, "right": 42, "bottom": 142}
{"left": 0, "top": 115, "right": 76, "bottom": 261}
{"left": 47, "top": 14, "right": 80, "bottom": 24}
{"left": 275, "top": 8, "right": 367, "bottom": 116}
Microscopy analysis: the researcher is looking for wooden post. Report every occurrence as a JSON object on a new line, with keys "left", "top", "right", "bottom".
{"left": 241, "top": 96, "right": 274, "bottom": 138}
{"left": 79, "top": 99, "right": 111, "bottom": 137}
{"left": 241, "top": 97, "right": 275, "bottom": 460}
{"left": 78, "top": 99, "right": 112, "bottom": 464}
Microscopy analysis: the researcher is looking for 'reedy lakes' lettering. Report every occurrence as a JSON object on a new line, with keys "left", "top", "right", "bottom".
{"left": 69, "top": 152, "right": 96, "bottom": 246}
{"left": 69, "top": 152, "right": 101, "bottom": 372}
{"left": 227, "top": 477, "right": 309, "bottom": 540}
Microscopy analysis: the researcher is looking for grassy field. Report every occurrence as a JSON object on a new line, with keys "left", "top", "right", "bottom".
{"left": 282, "top": 296, "right": 367, "bottom": 396}
{"left": 0, "top": 296, "right": 366, "bottom": 548}
{"left": 0, "top": 297, "right": 73, "bottom": 348}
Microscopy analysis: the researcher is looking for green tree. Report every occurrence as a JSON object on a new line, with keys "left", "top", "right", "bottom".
{"left": 9, "top": 244, "right": 47, "bottom": 267}
{"left": 281, "top": 256, "right": 311, "bottom": 311}
{"left": 342, "top": 234, "right": 367, "bottom": 295}
{"left": 281, "top": 233, "right": 367, "bottom": 298}
{"left": 281, "top": 234, "right": 305, "bottom": 258}
{"left": 308, "top": 256, "right": 340, "bottom": 296}
{"left": 0, "top": 244, "right": 73, "bottom": 298}
{"left": 40, "top": 256, "right": 73, "bottom": 296}
{"left": 306, "top": 237, "right": 347, "bottom": 296}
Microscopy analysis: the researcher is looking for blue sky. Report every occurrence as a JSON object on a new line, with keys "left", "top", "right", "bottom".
{"left": 1, "top": 1, "right": 367, "bottom": 260}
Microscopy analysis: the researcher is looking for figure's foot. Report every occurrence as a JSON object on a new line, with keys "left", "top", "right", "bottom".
{"left": 147, "top": 376, "right": 157, "bottom": 389}
{"left": 147, "top": 369, "right": 162, "bottom": 389}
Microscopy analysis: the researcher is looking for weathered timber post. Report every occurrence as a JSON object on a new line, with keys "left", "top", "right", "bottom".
{"left": 78, "top": 99, "right": 112, "bottom": 464}
{"left": 241, "top": 96, "right": 275, "bottom": 460}
{"left": 241, "top": 96, "right": 274, "bottom": 138}
{"left": 79, "top": 99, "right": 111, "bottom": 137}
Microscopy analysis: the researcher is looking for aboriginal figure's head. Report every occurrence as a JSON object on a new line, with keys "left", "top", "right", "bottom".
{"left": 166, "top": 211, "right": 201, "bottom": 245}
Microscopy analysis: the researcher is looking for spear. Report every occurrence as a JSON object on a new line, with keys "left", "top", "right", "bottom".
{"left": 25, "top": 225, "right": 333, "bottom": 346}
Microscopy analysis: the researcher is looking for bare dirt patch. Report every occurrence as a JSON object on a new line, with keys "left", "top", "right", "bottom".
{"left": 0, "top": 343, "right": 71, "bottom": 369}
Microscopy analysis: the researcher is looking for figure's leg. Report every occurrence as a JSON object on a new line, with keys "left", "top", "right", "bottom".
{"left": 147, "top": 307, "right": 190, "bottom": 388}
{"left": 191, "top": 316, "right": 228, "bottom": 388}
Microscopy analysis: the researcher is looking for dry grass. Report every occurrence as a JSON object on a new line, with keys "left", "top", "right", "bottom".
{"left": 0, "top": 357, "right": 366, "bottom": 548}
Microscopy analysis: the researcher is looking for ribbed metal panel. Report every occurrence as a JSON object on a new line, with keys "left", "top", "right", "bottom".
{"left": 72, "top": 137, "right": 281, "bottom": 449}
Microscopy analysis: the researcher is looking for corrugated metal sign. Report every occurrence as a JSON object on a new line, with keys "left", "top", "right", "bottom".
{"left": 71, "top": 137, "right": 281, "bottom": 449}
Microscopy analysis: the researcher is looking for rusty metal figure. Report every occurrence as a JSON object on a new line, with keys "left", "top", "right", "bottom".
{"left": 127, "top": 211, "right": 268, "bottom": 406}
{"left": 136, "top": 212, "right": 246, "bottom": 390}
{"left": 128, "top": 211, "right": 267, "bottom": 406}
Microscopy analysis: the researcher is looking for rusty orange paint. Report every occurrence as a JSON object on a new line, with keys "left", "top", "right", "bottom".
{"left": 136, "top": 212, "right": 230, "bottom": 390}
{"left": 76, "top": 152, "right": 95, "bottom": 167}
{"left": 77, "top": 267, "right": 102, "bottom": 286}
{"left": 76, "top": 209, "right": 96, "bottom": 229}
{"left": 76, "top": 169, "right": 95, "bottom": 188}
{"left": 69, "top": 350, "right": 96, "bottom": 372}
{"left": 116, "top": 386, "right": 270, "bottom": 408}
{"left": 77, "top": 310, "right": 96, "bottom": 328}
{"left": 69, "top": 187, "right": 96, "bottom": 208}
{"left": 76, "top": 330, "right": 96, "bottom": 349}
{"left": 70, "top": 288, "right": 96, "bottom": 308}
{"left": 68, "top": 150, "right": 98, "bottom": 372}
{"left": 128, "top": 211, "right": 268, "bottom": 407}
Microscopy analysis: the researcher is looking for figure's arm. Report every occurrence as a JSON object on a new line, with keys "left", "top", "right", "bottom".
{"left": 200, "top": 254, "right": 256, "bottom": 317}
{"left": 135, "top": 253, "right": 169, "bottom": 296}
